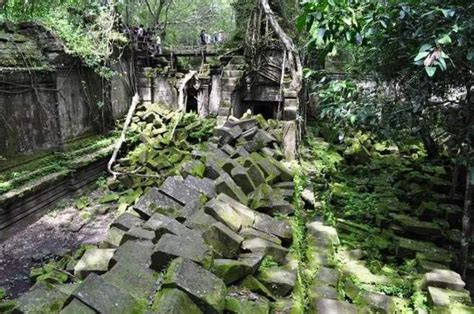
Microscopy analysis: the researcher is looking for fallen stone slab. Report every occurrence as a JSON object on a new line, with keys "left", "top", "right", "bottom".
{"left": 104, "top": 226, "right": 127, "bottom": 248}
{"left": 151, "top": 233, "right": 212, "bottom": 270}
{"left": 213, "top": 259, "right": 254, "bottom": 284}
{"left": 151, "top": 288, "right": 203, "bottom": 314}
{"left": 240, "top": 275, "right": 276, "bottom": 301}
{"left": 216, "top": 193, "right": 255, "bottom": 227}
{"left": 314, "top": 267, "right": 340, "bottom": 287}
{"left": 309, "top": 285, "right": 339, "bottom": 301}
{"left": 181, "top": 199, "right": 201, "bottom": 220}
{"left": 390, "top": 213, "right": 442, "bottom": 237}
{"left": 184, "top": 175, "right": 216, "bottom": 198}
{"left": 240, "top": 227, "right": 282, "bottom": 245}
{"left": 231, "top": 165, "right": 256, "bottom": 194}
{"left": 221, "top": 144, "right": 237, "bottom": 156}
{"left": 204, "top": 159, "right": 226, "bottom": 179}
{"left": 253, "top": 214, "right": 293, "bottom": 241}
{"left": 242, "top": 237, "right": 288, "bottom": 264}
{"left": 254, "top": 129, "right": 277, "bottom": 146}
{"left": 134, "top": 187, "right": 182, "bottom": 219}
{"left": 225, "top": 287, "right": 270, "bottom": 314}
{"left": 121, "top": 226, "right": 155, "bottom": 244}
{"left": 247, "top": 163, "right": 266, "bottom": 187}
{"left": 360, "top": 291, "right": 396, "bottom": 313}
{"left": 15, "top": 283, "right": 71, "bottom": 314}
{"left": 144, "top": 212, "right": 202, "bottom": 241}
{"left": 428, "top": 286, "right": 472, "bottom": 307}
{"left": 235, "top": 146, "right": 250, "bottom": 157}
{"left": 239, "top": 252, "right": 266, "bottom": 273}
{"left": 111, "top": 212, "right": 144, "bottom": 231}
{"left": 219, "top": 158, "right": 241, "bottom": 174}
{"left": 181, "top": 160, "right": 206, "bottom": 178}
{"left": 163, "top": 258, "right": 227, "bottom": 314}
{"left": 257, "top": 267, "right": 296, "bottom": 297}
{"left": 421, "top": 269, "right": 466, "bottom": 291}
{"left": 112, "top": 240, "right": 154, "bottom": 267}
{"left": 306, "top": 221, "right": 340, "bottom": 246}
{"left": 312, "top": 298, "right": 358, "bottom": 314}
{"left": 102, "top": 261, "right": 157, "bottom": 300}
{"left": 216, "top": 125, "right": 243, "bottom": 145}
{"left": 204, "top": 198, "right": 243, "bottom": 232}
{"left": 184, "top": 210, "right": 219, "bottom": 233}
{"left": 159, "top": 176, "right": 202, "bottom": 206}
{"left": 395, "top": 237, "right": 453, "bottom": 261}
{"left": 203, "top": 222, "right": 243, "bottom": 258}
{"left": 215, "top": 173, "right": 249, "bottom": 205}
{"left": 60, "top": 298, "right": 95, "bottom": 314}
{"left": 70, "top": 273, "right": 141, "bottom": 313}
{"left": 74, "top": 248, "right": 116, "bottom": 279}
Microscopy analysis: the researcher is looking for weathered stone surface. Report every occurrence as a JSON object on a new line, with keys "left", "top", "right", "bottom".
{"left": 231, "top": 165, "right": 256, "bottom": 194}
{"left": 215, "top": 173, "right": 249, "bottom": 205}
{"left": 216, "top": 125, "right": 243, "bottom": 145}
{"left": 307, "top": 221, "right": 340, "bottom": 246}
{"left": 239, "top": 252, "right": 266, "bottom": 273}
{"left": 240, "top": 227, "right": 282, "bottom": 245}
{"left": 112, "top": 240, "right": 154, "bottom": 267}
{"left": 235, "top": 146, "right": 250, "bottom": 157}
{"left": 15, "top": 283, "right": 70, "bottom": 314}
{"left": 220, "top": 158, "right": 241, "bottom": 174}
{"left": 240, "top": 275, "right": 276, "bottom": 300}
{"left": 250, "top": 184, "right": 274, "bottom": 212}
{"left": 216, "top": 193, "right": 255, "bottom": 227}
{"left": 151, "top": 288, "right": 203, "bottom": 314}
{"left": 417, "top": 260, "right": 449, "bottom": 273}
{"left": 422, "top": 269, "right": 466, "bottom": 291}
{"left": 204, "top": 199, "right": 242, "bottom": 232}
{"left": 235, "top": 118, "right": 259, "bottom": 131}
{"left": 182, "top": 160, "right": 206, "bottom": 178}
{"left": 242, "top": 238, "right": 288, "bottom": 264}
{"left": 253, "top": 214, "right": 292, "bottom": 241}
{"left": 428, "top": 286, "right": 472, "bottom": 307}
{"left": 205, "top": 159, "right": 226, "bottom": 179}
{"left": 312, "top": 299, "right": 358, "bottom": 314}
{"left": 203, "top": 222, "right": 243, "bottom": 258}
{"left": 257, "top": 267, "right": 296, "bottom": 297}
{"left": 247, "top": 163, "right": 266, "bottom": 187}
{"left": 268, "top": 159, "right": 293, "bottom": 182}
{"left": 390, "top": 213, "right": 442, "bottom": 237}
{"left": 341, "top": 260, "right": 389, "bottom": 285}
{"left": 104, "top": 226, "right": 127, "bottom": 248}
{"left": 74, "top": 248, "right": 116, "bottom": 279}
{"left": 395, "top": 237, "right": 453, "bottom": 261}
{"left": 71, "top": 273, "right": 141, "bottom": 313}
{"left": 241, "top": 127, "right": 258, "bottom": 141}
{"left": 213, "top": 259, "right": 254, "bottom": 284}
{"left": 270, "top": 199, "right": 295, "bottom": 215}
{"left": 225, "top": 287, "right": 271, "bottom": 314}
{"left": 254, "top": 129, "right": 277, "bottom": 146}
{"left": 163, "top": 258, "right": 226, "bottom": 314}
{"left": 134, "top": 187, "right": 182, "bottom": 219}
{"left": 184, "top": 210, "right": 218, "bottom": 233}
{"left": 60, "top": 298, "right": 95, "bottom": 314}
{"left": 361, "top": 291, "right": 396, "bottom": 313}
{"left": 314, "top": 267, "right": 340, "bottom": 287}
{"left": 102, "top": 261, "right": 157, "bottom": 300}
{"left": 159, "top": 176, "right": 202, "bottom": 206}
{"left": 309, "top": 285, "right": 339, "bottom": 301}
{"left": 111, "top": 212, "right": 143, "bottom": 231}
{"left": 184, "top": 175, "right": 216, "bottom": 198}
{"left": 181, "top": 199, "right": 201, "bottom": 219}
{"left": 151, "top": 234, "right": 211, "bottom": 270}
{"left": 121, "top": 227, "right": 155, "bottom": 243}
{"left": 144, "top": 212, "right": 202, "bottom": 241}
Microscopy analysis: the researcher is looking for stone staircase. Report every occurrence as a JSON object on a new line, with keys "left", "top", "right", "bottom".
{"left": 218, "top": 56, "right": 245, "bottom": 119}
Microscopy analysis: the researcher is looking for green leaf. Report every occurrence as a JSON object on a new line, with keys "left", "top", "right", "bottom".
{"left": 419, "top": 44, "right": 433, "bottom": 52}
{"left": 414, "top": 51, "right": 430, "bottom": 62}
{"left": 425, "top": 67, "right": 437, "bottom": 77}
{"left": 440, "top": 9, "right": 456, "bottom": 18}
{"left": 436, "top": 34, "right": 452, "bottom": 45}
{"left": 438, "top": 57, "right": 447, "bottom": 71}
{"left": 0, "top": 288, "right": 5, "bottom": 300}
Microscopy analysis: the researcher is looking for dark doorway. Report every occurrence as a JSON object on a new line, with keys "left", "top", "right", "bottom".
{"left": 240, "top": 101, "right": 277, "bottom": 119}
{"left": 186, "top": 88, "right": 198, "bottom": 113}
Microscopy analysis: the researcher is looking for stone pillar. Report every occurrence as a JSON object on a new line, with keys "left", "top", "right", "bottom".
{"left": 282, "top": 121, "right": 297, "bottom": 160}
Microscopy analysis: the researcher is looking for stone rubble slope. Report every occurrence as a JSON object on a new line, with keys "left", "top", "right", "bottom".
{"left": 9, "top": 112, "right": 303, "bottom": 313}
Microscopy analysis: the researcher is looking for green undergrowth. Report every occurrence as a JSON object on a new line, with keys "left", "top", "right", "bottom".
{"left": 0, "top": 133, "right": 119, "bottom": 195}
{"left": 300, "top": 122, "right": 462, "bottom": 312}
{"left": 289, "top": 166, "right": 311, "bottom": 313}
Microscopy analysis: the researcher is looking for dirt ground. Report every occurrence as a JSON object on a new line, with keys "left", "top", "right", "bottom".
{"left": 0, "top": 188, "right": 117, "bottom": 299}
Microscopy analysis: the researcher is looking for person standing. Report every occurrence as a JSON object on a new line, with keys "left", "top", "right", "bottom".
{"left": 155, "top": 33, "right": 162, "bottom": 55}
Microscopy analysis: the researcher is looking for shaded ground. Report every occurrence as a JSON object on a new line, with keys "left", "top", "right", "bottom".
{"left": 0, "top": 187, "right": 117, "bottom": 298}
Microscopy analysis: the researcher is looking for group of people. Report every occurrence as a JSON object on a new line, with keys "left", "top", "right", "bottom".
{"left": 123, "top": 25, "right": 162, "bottom": 56}
{"left": 199, "top": 29, "right": 226, "bottom": 46}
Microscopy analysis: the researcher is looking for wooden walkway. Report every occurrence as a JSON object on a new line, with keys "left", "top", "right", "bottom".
{"left": 157, "top": 45, "right": 219, "bottom": 57}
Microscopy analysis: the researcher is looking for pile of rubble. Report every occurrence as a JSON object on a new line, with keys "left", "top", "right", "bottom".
{"left": 11, "top": 114, "right": 300, "bottom": 313}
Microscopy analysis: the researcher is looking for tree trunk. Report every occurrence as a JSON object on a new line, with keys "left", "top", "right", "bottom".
{"left": 460, "top": 162, "right": 473, "bottom": 279}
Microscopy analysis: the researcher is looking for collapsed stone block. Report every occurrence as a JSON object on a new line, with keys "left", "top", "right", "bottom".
{"left": 215, "top": 173, "right": 249, "bottom": 205}
{"left": 134, "top": 187, "right": 182, "bottom": 219}
{"left": 60, "top": 298, "right": 95, "bottom": 314}
{"left": 112, "top": 240, "right": 154, "bottom": 268}
{"left": 242, "top": 238, "right": 288, "bottom": 264}
{"left": 110, "top": 213, "right": 143, "bottom": 231}
{"left": 225, "top": 287, "right": 270, "bottom": 314}
{"left": 151, "top": 233, "right": 212, "bottom": 270}
{"left": 257, "top": 267, "right": 296, "bottom": 297}
{"left": 203, "top": 222, "right": 243, "bottom": 258}
{"left": 15, "top": 283, "right": 71, "bottom": 314}
{"left": 159, "top": 176, "right": 202, "bottom": 206}
{"left": 151, "top": 288, "right": 203, "bottom": 314}
{"left": 184, "top": 210, "right": 219, "bottom": 233}
{"left": 163, "top": 258, "right": 227, "bottom": 314}
{"left": 306, "top": 221, "right": 340, "bottom": 246}
{"left": 204, "top": 199, "right": 243, "bottom": 232}
{"left": 422, "top": 269, "right": 466, "bottom": 291}
{"left": 121, "top": 227, "right": 155, "bottom": 244}
{"left": 231, "top": 165, "right": 256, "bottom": 194}
{"left": 213, "top": 259, "right": 254, "bottom": 285}
{"left": 312, "top": 299, "right": 358, "bottom": 314}
{"left": 74, "top": 248, "right": 116, "bottom": 279}
{"left": 70, "top": 273, "right": 140, "bottom": 313}
{"left": 253, "top": 213, "right": 293, "bottom": 241}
